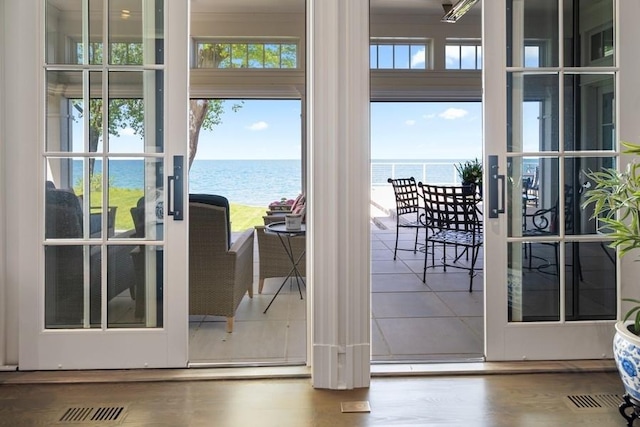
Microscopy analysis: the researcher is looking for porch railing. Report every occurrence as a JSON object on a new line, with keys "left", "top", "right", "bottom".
{"left": 371, "top": 161, "right": 461, "bottom": 186}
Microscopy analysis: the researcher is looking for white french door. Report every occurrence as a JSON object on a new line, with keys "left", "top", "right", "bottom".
{"left": 482, "top": 0, "right": 640, "bottom": 360}
{"left": 18, "top": 0, "right": 189, "bottom": 370}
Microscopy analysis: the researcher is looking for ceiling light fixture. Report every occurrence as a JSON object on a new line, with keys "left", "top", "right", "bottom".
{"left": 441, "top": 0, "right": 479, "bottom": 24}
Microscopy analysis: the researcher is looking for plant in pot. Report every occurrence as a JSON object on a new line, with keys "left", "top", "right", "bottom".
{"left": 582, "top": 141, "right": 640, "bottom": 415}
{"left": 455, "top": 158, "right": 483, "bottom": 196}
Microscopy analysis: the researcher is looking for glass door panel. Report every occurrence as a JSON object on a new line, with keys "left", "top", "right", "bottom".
{"left": 484, "top": 0, "right": 617, "bottom": 360}
{"left": 25, "top": 0, "right": 188, "bottom": 370}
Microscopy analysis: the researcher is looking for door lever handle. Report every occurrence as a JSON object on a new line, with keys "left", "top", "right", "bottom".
{"left": 167, "top": 155, "right": 184, "bottom": 221}
{"left": 488, "top": 155, "right": 505, "bottom": 218}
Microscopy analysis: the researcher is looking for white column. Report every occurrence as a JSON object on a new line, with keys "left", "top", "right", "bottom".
{"left": 6, "top": 0, "right": 40, "bottom": 367}
{"left": 617, "top": 1, "right": 640, "bottom": 316}
{"left": 308, "top": 0, "right": 371, "bottom": 389}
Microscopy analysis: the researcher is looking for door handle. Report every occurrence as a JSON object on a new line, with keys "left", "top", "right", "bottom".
{"left": 167, "top": 155, "right": 184, "bottom": 221}
{"left": 488, "top": 155, "right": 505, "bottom": 218}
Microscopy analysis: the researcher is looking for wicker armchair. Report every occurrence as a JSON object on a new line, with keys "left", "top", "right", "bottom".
{"left": 255, "top": 225, "right": 306, "bottom": 294}
{"left": 189, "top": 195, "right": 254, "bottom": 333}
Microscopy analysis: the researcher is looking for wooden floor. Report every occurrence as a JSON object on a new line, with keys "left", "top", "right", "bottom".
{"left": 0, "top": 369, "right": 626, "bottom": 426}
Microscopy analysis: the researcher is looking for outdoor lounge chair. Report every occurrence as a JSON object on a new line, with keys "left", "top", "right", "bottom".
{"left": 189, "top": 194, "right": 254, "bottom": 333}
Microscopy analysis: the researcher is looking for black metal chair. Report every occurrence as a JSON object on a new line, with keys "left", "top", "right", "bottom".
{"left": 418, "top": 183, "right": 483, "bottom": 292}
{"left": 523, "top": 185, "right": 582, "bottom": 280}
{"left": 387, "top": 177, "right": 427, "bottom": 260}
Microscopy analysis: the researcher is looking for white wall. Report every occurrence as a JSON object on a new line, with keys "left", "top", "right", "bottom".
{"left": 0, "top": 0, "right": 7, "bottom": 369}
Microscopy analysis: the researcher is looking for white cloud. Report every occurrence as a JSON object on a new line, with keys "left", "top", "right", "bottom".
{"left": 411, "top": 48, "right": 425, "bottom": 68}
{"left": 405, "top": 119, "right": 416, "bottom": 126}
{"left": 119, "top": 127, "right": 136, "bottom": 136}
{"left": 423, "top": 113, "right": 436, "bottom": 120}
{"left": 248, "top": 121, "right": 269, "bottom": 131}
{"left": 439, "top": 108, "right": 468, "bottom": 120}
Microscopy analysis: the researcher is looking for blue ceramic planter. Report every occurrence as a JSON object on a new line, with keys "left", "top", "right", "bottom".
{"left": 614, "top": 321, "right": 640, "bottom": 400}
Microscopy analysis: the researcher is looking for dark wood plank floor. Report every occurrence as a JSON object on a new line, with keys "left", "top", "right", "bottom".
{"left": 0, "top": 370, "right": 626, "bottom": 426}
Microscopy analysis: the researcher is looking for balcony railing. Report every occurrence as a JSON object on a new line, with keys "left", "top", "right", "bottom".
{"left": 371, "top": 161, "right": 462, "bottom": 186}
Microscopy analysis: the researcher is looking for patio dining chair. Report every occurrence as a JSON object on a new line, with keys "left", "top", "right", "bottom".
{"left": 523, "top": 185, "right": 583, "bottom": 280}
{"left": 418, "top": 182, "right": 483, "bottom": 292}
{"left": 387, "top": 177, "right": 427, "bottom": 260}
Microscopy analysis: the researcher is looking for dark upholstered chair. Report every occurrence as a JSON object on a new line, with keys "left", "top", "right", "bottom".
{"left": 45, "top": 187, "right": 137, "bottom": 327}
{"left": 189, "top": 194, "right": 254, "bottom": 332}
{"left": 45, "top": 188, "right": 84, "bottom": 326}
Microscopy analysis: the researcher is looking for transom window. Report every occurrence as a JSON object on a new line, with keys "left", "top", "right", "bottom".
{"left": 370, "top": 38, "right": 429, "bottom": 70}
{"left": 445, "top": 40, "right": 482, "bottom": 70}
{"left": 194, "top": 40, "right": 298, "bottom": 69}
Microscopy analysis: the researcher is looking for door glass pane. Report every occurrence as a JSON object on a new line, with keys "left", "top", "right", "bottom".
{"left": 507, "top": 0, "right": 558, "bottom": 68}
{"left": 507, "top": 73, "right": 559, "bottom": 152}
{"left": 508, "top": 242, "right": 560, "bottom": 322}
{"left": 565, "top": 156, "right": 615, "bottom": 236}
{"left": 565, "top": 242, "right": 616, "bottom": 320}
{"left": 89, "top": 71, "right": 104, "bottom": 153}
{"left": 107, "top": 71, "right": 163, "bottom": 154}
{"left": 564, "top": 74, "right": 615, "bottom": 151}
{"left": 109, "top": 0, "right": 143, "bottom": 65}
{"left": 127, "top": 245, "right": 163, "bottom": 327}
{"left": 46, "top": 71, "right": 83, "bottom": 153}
{"left": 564, "top": 0, "right": 614, "bottom": 67}
{"left": 44, "top": 245, "right": 85, "bottom": 328}
{"left": 508, "top": 156, "right": 559, "bottom": 238}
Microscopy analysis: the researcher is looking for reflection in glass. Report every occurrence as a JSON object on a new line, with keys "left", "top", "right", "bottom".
{"left": 564, "top": 74, "right": 615, "bottom": 151}
{"left": 107, "top": 71, "right": 164, "bottom": 153}
{"left": 565, "top": 242, "right": 616, "bottom": 320}
{"left": 507, "top": 73, "right": 559, "bottom": 152}
{"left": 46, "top": 71, "right": 83, "bottom": 152}
{"left": 508, "top": 243, "right": 560, "bottom": 322}
{"left": 46, "top": 157, "right": 84, "bottom": 196}
{"left": 88, "top": 0, "right": 105, "bottom": 65}
{"left": 507, "top": 0, "right": 558, "bottom": 68}
{"left": 46, "top": 0, "right": 83, "bottom": 64}
{"left": 107, "top": 245, "right": 149, "bottom": 327}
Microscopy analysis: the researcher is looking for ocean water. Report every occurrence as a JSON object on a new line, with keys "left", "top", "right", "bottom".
{"left": 73, "top": 158, "right": 539, "bottom": 207}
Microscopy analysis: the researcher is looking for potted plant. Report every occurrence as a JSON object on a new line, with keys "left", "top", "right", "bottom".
{"left": 455, "top": 158, "right": 483, "bottom": 196}
{"left": 582, "top": 141, "right": 640, "bottom": 410}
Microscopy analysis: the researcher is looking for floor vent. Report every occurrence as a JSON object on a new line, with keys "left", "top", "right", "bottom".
{"left": 564, "top": 394, "right": 622, "bottom": 412}
{"left": 57, "top": 406, "right": 126, "bottom": 424}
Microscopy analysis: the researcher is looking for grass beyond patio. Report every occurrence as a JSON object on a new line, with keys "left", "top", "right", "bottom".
{"left": 87, "top": 188, "right": 267, "bottom": 233}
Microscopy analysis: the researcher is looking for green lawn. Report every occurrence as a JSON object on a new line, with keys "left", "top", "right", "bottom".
{"left": 87, "top": 188, "right": 265, "bottom": 233}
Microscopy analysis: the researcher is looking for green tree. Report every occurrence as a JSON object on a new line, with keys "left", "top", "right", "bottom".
{"left": 74, "top": 39, "right": 295, "bottom": 170}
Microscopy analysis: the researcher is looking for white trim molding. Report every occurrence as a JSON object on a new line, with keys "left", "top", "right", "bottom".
{"left": 308, "top": 0, "right": 371, "bottom": 389}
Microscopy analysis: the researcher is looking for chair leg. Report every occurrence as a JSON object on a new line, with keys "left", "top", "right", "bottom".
{"left": 393, "top": 227, "right": 400, "bottom": 260}
{"left": 226, "top": 316, "right": 234, "bottom": 333}
{"left": 258, "top": 278, "right": 265, "bottom": 294}
{"left": 248, "top": 285, "right": 253, "bottom": 298}
{"left": 413, "top": 227, "right": 419, "bottom": 254}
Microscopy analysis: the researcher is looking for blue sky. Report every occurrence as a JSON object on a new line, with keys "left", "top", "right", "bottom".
{"left": 80, "top": 99, "right": 543, "bottom": 160}
{"left": 193, "top": 100, "right": 483, "bottom": 160}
